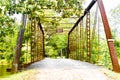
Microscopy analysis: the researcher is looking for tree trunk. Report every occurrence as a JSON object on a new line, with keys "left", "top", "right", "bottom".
{"left": 12, "top": 14, "right": 27, "bottom": 73}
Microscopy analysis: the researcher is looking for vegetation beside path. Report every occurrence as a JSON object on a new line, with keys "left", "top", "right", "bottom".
{"left": 0, "top": 69, "right": 39, "bottom": 80}
{"left": 102, "top": 69, "right": 120, "bottom": 80}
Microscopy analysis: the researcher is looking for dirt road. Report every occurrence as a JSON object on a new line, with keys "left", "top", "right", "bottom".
{"left": 26, "top": 58, "right": 111, "bottom": 80}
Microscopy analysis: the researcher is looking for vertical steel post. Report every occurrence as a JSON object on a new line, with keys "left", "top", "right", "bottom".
{"left": 37, "top": 23, "right": 41, "bottom": 61}
{"left": 38, "top": 22, "right": 45, "bottom": 59}
{"left": 86, "top": 12, "right": 91, "bottom": 62}
{"left": 42, "top": 32, "right": 45, "bottom": 59}
{"left": 43, "top": 32, "right": 45, "bottom": 58}
{"left": 97, "top": 0, "right": 120, "bottom": 72}
{"left": 97, "top": 16, "right": 100, "bottom": 61}
{"left": 31, "top": 19, "right": 35, "bottom": 63}
{"left": 67, "top": 34, "right": 70, "bottom": 58}
{"left": 76, "top": 27, "right": 79, "bottom": 60}
{"left": 34, "top": 18, "right": 37, "bottom": 62}
{"left": 80, "top": 22, "right": 82, "bottom": 60}
{"left": 80, "top": 20, "right": 84, "bottom": 61}
{"left": 79, "top": 23, "right": 81, "bottom": 60}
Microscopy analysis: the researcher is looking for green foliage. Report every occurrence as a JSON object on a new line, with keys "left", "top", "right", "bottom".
{"left": 0, "top": 69, "right": 39, "bottom": 79}
{"left": 0, "top": 13, "right": 17, "bottom": 63}
{"left": 69, "top": 26, "right": 114, "bottom": 69}
{"left": 114, "top": 39, "right": 120, "bottom": 59}
{"left": 110, "top": 4, "right": 120, "bottom": 25}
{"left": 110, "top": 5, "right": 120, "bottom": 63}
{"left": 45, "top": 46, "right": 58, "bottom": 58}
{"left": 0, "top": 0, "right": 84, "bottom": 64}
{"left": 0, "top": 28, "right": 18, "bottom": 63}
{"left": 0, "top": 0, "right": 19, "bottom": 64}
{"left": 110, "top": 4, "right": 120, "bottom": 39}
{"left": 45, "top": 34, "right": 68, "bottom": 57}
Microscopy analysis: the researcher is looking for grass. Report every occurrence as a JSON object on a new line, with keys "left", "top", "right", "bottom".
{"left": 0, "top": 69, "right": 40, "bottom": 80}
{"left": 0, "top": 60, "right": 10, "bottom": 65}
{"left": 102, "top": 68, "right": 120, "bottom": 80}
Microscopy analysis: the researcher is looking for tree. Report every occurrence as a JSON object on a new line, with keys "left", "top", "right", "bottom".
{"left": 110, "top": 4, "right": 120, "bottom": 59}
{"left": 0, "top": 0, "right": 17, "bottom": 64}
{"left": 12, "top": 14, "right": 27, "bottom": 72}
{"left": 0, "top": 0, "right": 84, "bottom": 72}
{"left": 45, "top": 34, "right": 68, "bottom": 57}
{"left": 110, "top": 4, "right": 120, "bottom": 37}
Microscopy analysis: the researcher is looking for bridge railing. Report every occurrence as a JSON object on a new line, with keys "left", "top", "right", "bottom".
{"left": 30, "top": 19, "right": 45, "bottom": 63}
{"left": 68, "top": 0, "right": 120, "bottom": 72}
{"left": 22, "top": 18, "right": 45, "bottom": 67}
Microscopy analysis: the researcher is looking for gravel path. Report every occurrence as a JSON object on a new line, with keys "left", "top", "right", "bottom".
{"left": 27, "top": 58, "right": 112, "bottom": 80}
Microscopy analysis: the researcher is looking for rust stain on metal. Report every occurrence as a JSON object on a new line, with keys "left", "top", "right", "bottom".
{"left": 97, "top": 0, "right": 120, "bottom": 72}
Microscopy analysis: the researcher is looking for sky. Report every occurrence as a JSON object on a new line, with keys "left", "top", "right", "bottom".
{"left": 103, "top": 0, "right": 120, "bottom": 11}
{"left": 83, "top": 0, "right": 120, "bottom": 37}
{"left": 84, "top": 0, "right": 120, "bottom": 13}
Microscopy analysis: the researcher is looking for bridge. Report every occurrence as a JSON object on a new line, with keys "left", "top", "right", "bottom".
{"left": 10, "top": 0, "right": 120, "bottom": 75}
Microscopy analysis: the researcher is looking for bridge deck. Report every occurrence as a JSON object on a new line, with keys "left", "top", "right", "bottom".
{"left": 26, "top": 58, "right": 111, "bottom": 80}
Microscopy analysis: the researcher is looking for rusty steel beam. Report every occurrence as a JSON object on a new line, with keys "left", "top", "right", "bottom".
{"left": 68, "top": 0, "right": 97, "bottom": 35}
{"left": 86, "top": 12, "right": 91, "bottom": 62}
{"left": 36, "top": 22, "right": 44, "bottom": 61}
{"left": 68, "top": 0, "right": 97, "bottom": 61}
{"left": 97, "top": 0, "right": 120, "bottom": 72}
{"left": 42, "top": 17, "right": 79, "bottom": 18}
{"left": 80, "top": 21, "right": 84, "bottom": 61}
{"left": 38, "top": 21, "right": 45, "bottom": 58}
{"left": 30, "top": 19, "right": 35, "bottom": 63}
{"left": 79, "top": 22, "right": 82, "bottom": 60}
{"left": 67, "top": 34, "right": 70, "bottom": 58}
{"left": 68, "top": 16, "right": 84, "bottom": 35}
{"left": 79, "top": 23, "right": 81, "bottom": 60}
{"left": 76, "top": 26, "right": 79, "bottom": 60}
{"left": 38, "top": 22, "right": 44, "bottom": 35}
{"left": 35, "top": 19, "right": 37, "bottom": 61}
